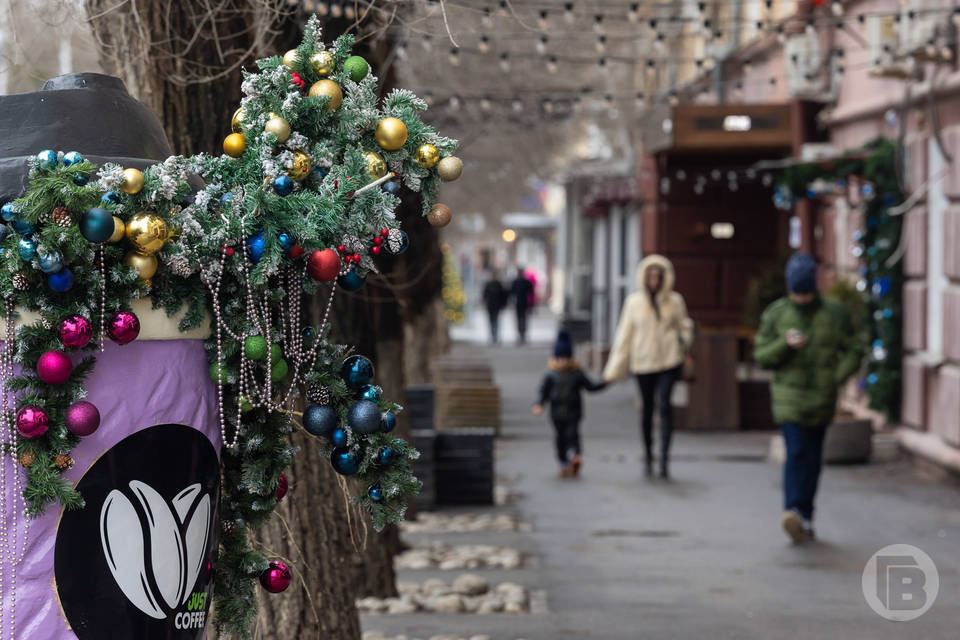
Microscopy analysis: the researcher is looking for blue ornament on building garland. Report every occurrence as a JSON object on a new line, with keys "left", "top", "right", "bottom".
{"left": 381, "top": 411, "right": 396, "bottom": 433}
{"left": 361, "top": 384, "right": 382, "bottom": 402}
{"left": 220, "top": 191, "right": 234, "bottom": 208}
{"left": 368, "top": 485, "right": 383, "bottom": 502}
{"left": 36, "top": 150, "right": 58, "bottom": 170}
{"left": 331, "top": 427, "right": 348, "bottom": 448}
{"left": 338, "top": 269, "right": 365, "bottom": 291}
{"left": 348, "top": 400, "right": 382, "bottom": 435}
{"left": 81, "top": 207, "right": 115, "bottom": 243}
{"left": 101, "top": 191, "right": 121, "bottom": 205}
{"left": 1, "top": 203, "right": 17, "bottom": 222}
{"left": 37, "top": 249, "right": 64, "bottom": 274}
{"left": 18, "top": 238, "right": 37, "bottom": 261}
{"left": 303, "top": 403, "right": 337, "bottom": 438}
{"left": 11, "top": 219, "right": 35, "bottom": 236}
{"left": 48, "top": 268, "right": 74, "bottom": 292}
{"left": 377, "top": 446, "right": 395, "bottom": 465}
{"left": 277, "top": 232, "right": 295, "bottom": 252}
{"left": 273, "top": 175, "right": 294, "bottom": 196}
{"left": 331, "top": 448, "right": 360, "bottom": 475}
{"left": 246, "top": 232, "right": 266, "bottom": 263}
{"left": 340, "top": 355, "right": 374, "bottom": 390}
{"left": 73, "top": 174, "right": 89, "bottom": 186}
{"left": 0, "top": 224, "right": 9, "bottom": 241}
{"left": 62, "top": 151, "right": 84, "bottom": 167}
{"left": 382, "top": 180, "right": 401, "bottom": 196}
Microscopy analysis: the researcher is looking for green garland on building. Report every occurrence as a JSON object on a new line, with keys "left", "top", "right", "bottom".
{"left": 776, "top": 137, "right": 903, "bottom": 420}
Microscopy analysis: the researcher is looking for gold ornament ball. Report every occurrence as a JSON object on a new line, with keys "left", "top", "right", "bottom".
{"left": 120, "top": 168, "right": 144, "bottom": 194}
{"left": 375, "top": 117, "right": 408, "bottom": 151}
{"left": 308, "top": 80, "right": 342, "bottom": 110}
{"left": 289, "top": 151, "right": 312, "bottom": 181}
{"left": 231, "top": 107, "right": 245, "bottom": 133}
{"left": 282, "top": 49, "right": 300, "bottom": 67}
{"left": 310, "top": 50, "right": 335, "bottom": 76}
{"left": 264, "top": 115, "right": 291, "bottom": 142}
{"left": 125, "top": 212, "right": 170, "bottom": 255}
{"left": 416, "top": 143, "right": 440, "bottom": 168}
{"left": 427, "top": 203, "right": 453, "bottom": 228}
{"left": 109, "top": 216, "right": 125, "bottom": 243}
{"left": 363, "top": 151, "right": 387, "bottom": 180}
{"left": 124, "top": 250, "right": 159, "bottom": 281}
{"left": 437, "top": 156, "right": 463, "bottom": 182}
{"left": 223, "top": 133, "right": 247, "bottom": 158}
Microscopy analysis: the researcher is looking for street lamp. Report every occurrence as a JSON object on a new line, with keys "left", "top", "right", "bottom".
{"left": 502, "top": 229, "right": 517, "bottom": 243}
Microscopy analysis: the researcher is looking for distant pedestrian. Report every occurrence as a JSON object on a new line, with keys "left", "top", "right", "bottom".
{"left": 603, "top": 255, "right": 694, "bottom": 479}
{"left": 753, "top": 253, "right": 863, "bottom": 544}
{"left": 510, "top": 267, "right": 534, "bottom": 344}
{"left": 482, "top": 271, "right": 507, "bottom": 344}
{"left": 533, "top": 330, "right": 606, "bottom": 477}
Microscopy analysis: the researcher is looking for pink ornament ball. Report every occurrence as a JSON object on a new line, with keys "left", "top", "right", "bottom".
{"left": 16, "top": 405, "right": 49, "bottom": 439}
{"left": 276, "top": 472, "right": 289, "bottom": 501}
{"left": 107, "top": 310, "right": 140, "bottom": 345}
{"left": 37, "top": 350, "right": 73, "bottom": 385}
{"left": 259, "top": 560, "right": 292, "bottom": 593}
{"left": 65, "top": 400, "right": 101, "bottom": 436}
{"left": 58, "top": 315, "right": 93, "bottom": 349}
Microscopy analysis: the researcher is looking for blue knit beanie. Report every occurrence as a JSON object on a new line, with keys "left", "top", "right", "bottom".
{"left": 553, "top": 329, "right": 573, "bottom": 358}
{"left": 785, "top": 253, "right": 818, "bottom": 294}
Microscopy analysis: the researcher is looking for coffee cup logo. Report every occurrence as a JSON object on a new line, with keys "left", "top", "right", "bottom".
{"left": 56, "top": 424, "right": 220, "bottom": 639}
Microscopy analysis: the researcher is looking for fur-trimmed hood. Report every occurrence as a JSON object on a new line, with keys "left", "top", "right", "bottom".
{"left": 548, "top": 357, "right": 582, "bottom": 372}
{"left": 635, "top": 254, "right": 676, "bottom": 304}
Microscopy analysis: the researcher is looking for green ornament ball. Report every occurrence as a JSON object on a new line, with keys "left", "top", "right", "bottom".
{"left": 271, "top": 343, "right": 283, "bottom": 364}
{"left": 344, "top": 56, "right": 369, "bottom": 82}
{"left": 271, "top": 359, "right": 289, "bottom": 382}
{"left": 238, "top": 395, "right": 254, "bottom": 413}
{"left": 244, "top": 335, "right": 269, "bottom": 360}
{"left": 209, "top": 363, "right": 231, "bottom": 382}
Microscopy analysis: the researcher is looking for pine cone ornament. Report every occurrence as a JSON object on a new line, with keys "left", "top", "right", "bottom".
{"left": 51, "top": 206, "right": 73, "bottom": 227}
{"left": 18, "top": 451, "right": 36, "bottom": 468}
{"left": 221, "top": 519, "right": 239, "bottom": 539}
{"left": 54, "top": 454, "right": 74, "bottom": 470}
{"left": 307, "top": 384, "right": 330, "bottom": 405}
{"left": 12, "top": 273, "right": 30, "bottom": 291}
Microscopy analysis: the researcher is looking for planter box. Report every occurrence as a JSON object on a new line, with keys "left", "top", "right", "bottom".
{"left": 434, "top": 428, "right": 495, "bottom": 506}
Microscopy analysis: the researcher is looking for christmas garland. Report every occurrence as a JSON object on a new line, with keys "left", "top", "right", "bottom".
{"left": 775, "top": 137, "right": 902, "bottom": 419}
{"left": 0, "top": 17, "right": 462, "bottom": 638}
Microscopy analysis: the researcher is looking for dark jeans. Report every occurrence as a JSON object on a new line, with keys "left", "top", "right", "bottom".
{"left": 516, "top": 307, "right": 528, "bottom": 343}
{"left": 635, "top": 366, "right": 681, "bottom": 464}
{"left": 781, "top": 423, "right": 828, "bottom": 520}
{"left": 551, "top": 418, "right": 581, "bottom": 464}
{"left": 487, "top": 309, "right": 500, "bottom": 344}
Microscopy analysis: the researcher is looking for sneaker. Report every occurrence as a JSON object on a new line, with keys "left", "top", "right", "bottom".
{"left": 559, "top": 465, "right": 573, "bottom": 478}
{"left": 570, "top": 455, "right": 582, "bottom": 476}
{"left": 781, "top": 510, "right": 810, "bottom": 544}
{"left": 803, "top": 520, "right": 816, "bottom": 541}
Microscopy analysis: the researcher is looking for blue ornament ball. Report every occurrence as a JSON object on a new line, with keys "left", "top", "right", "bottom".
{"left": 273, "top": 175, "right": 294, "bottom": 196}
{"left": 331, "top": 448, "right": 360, "bottom": 475}
{"left": 382, "top": 180, "right": 401, "bottom": 195}
{"left": 17, "top": 238, "right": 37, "bottom": 261}
{"left": 37, "top": 249, "right": 64, "bottom": 274}
{"left": 337, "top": 270, "right": 365, "bottom": 291}
{"left": 81, "top": 207, "right": 115, "bottom": 243}
{"left": 101, "top": 191, "right": 121, "bottom": 205}
{"left": 11, "top": 219, "right": 35, "bottom": 236}
{"left": 348, "top": 400, "right": 382, "bottom": 435}
{"left": 219, "top": 191, "right": 234, "bottom": 208}
{"left": 0, "top": 224, "right": 9, "bottom": 241}
{"left": 382, "top": 412, "right": 397, "bottom": 433}
{"left": 368, "top": 485, "right": 383, "bottom": 502}
{"left": 246, "top": 232, "right": 266, "bottom": 263}
{"left": 340, "top": 355, "right": 374, "bottom": 390}
{"left": 48, "top": 268, "right": 74, "bottom": 292}
{"left": 303, "top": 404, "right": 338, "bottom": 439}
{"left": 331, "top": 427, "right": 348, "bottom": 448}
{"left": 62, "top": 151, "right": 85, "bottom": 167}
{"left": 73, "top": 174, "right": 89, "bottom": 186}
{"left": 1, "top": 203, "right": 17, "bottom": 222}
{"left": 312, "top": 166, "right": 328, "bottom": 178}
{"left": 867, "top": 373, "right": 879, "bottom": 385}
{"left": 361, "top": 384, "right": 382, "bottom": 402}
{"left": 302, "top": 326, "right": 316, "bottom": 339}
{"left": 377, "top": 447, "right": 395, "bottom": 465}
{"left": 277, "top": 232, "right": 295, "bottom": 251}
{"left": 36, "top": 150, "right": 58, "bottom": 170}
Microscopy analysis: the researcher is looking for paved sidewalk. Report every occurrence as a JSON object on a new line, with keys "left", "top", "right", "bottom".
{"left": 364, "top": 342, "right": 960, "bottom": 640}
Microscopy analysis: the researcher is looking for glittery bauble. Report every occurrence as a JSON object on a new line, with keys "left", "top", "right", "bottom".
{"left": 343, "top": 55, "right": 369, "bottom": 81}
{"left": 288, "top": 151, "right": 312, "bottom": 181}
{"left": 16, "top": 406, "right": 49, "bottom": 439}
{"left": 107, "top": 310, "right": 140, "bottom": 345}
{"left": 48, "top": 268, "right": 74, "bottom": 292}
{"left": 416, "top": 143, "right": 440, "bottom": 168}
{"left": 264, "top": 115, "right": 291, "bottom": 142}
{"left": 271, "top": 359, "right": 289, "bottom": 382}
{"left": 62, "top": 151, "right": 85, "bottom": 167}
{"left": 244, "top": 335, "right": 269, "bottom": 360}
{"left": 375, "top": 117, "right": 408, "bottom": 151}
{"left": 259, "top": 561, "right": 292, "bottom": 593}
{"left": 362, "top": 151, "right": 387, "bottom": 180}
{"left": 368, "top": 485, "right": 383, "bottom": 502}
{"left": 109, "top": 216, "right": 125, "bottom": 243}
{"left": 338, "top": 269, "right": 366, "bottom": 291}
{"left": 270, "top": 343, "right": 283, "bottom": 364}
{"left": 246, "top": 232, "right": 266, "bottom": 262}
{"left": 307, "top": 248, "right": 340, "bottom": 281}
{"left": 18, "top": 451, "right": 36, "bottom": 468}
{"left": 386, "top": 229, "right": 409, "bottom": 255}
{"left": 427, "top": 203, "right": 452, "bottom": 227}
{"left": 120, "top": 168, "right": 144, "bottom": 194}
{"left": 124, "top": 250, "right": 158, "bottom": 281}
{"left": 303, "top": 404, "right": 338, "bottom": 438}
{"left": 361, "top": 384, "right": 382, "bottom": 402}
{"left": 81, "top": 207, "right": 115, "bottom": 243}
{"left": 17, "top": 237, "right": 37, "bottom": 261}
{"left": 348, "top": 400, "right": 382, "bottom": 435}
{"left": 437, "top": 156, "right": 463, "bottom": 181}
{"left": 36, "top": 150, "right": 58, "bottom": 170}
{"left": 310, "top": 50, "right": 335, "bottom": 76}
{"left": 125, "top": 212, "right": 170, "bottom": 254}
{"left": 340, "top": 355, "right": 375, "bottom": 390}
{"left": 66, "top": 400, "right": 101, "bottom": 436}
{"left": 209, "top": 362, "right": 231, "bottom": 382}
{"left": 12, "top": 273, "right": 30, "bottom": 291}
{"left": 282, "top": 49, "right": 300, "bottom": 67}
{"left": 58, "top": 315, "right": 92, "bottom": 349}
{"left": 273, "top": 175, "right": 294, "bottom": 196}
{"left": 331, "top": 448, "right": 360, "bottom": 475}
{"left": 51, "top": 205, "right": 73, "bottom": 227}
{"left": 231, "top": 107, "right": 245, "bottom": 133}
{"left": 308, "top": 79, "right": 343, "bottom": 110}
{"left": 37, "top": 248, "right": 63, "bottom": 274}
{"left": 382, "top": 411, "right": 397, "bottom": 433}
{"left": 377, "top": 446, "right": 395, "bottom": 465}
{"left": 37, "top": 350, "right": 72, "bottom": 385}
{"left": 223, "top": 133, "right": 247, "bottom": 158}
{"left": 275, "top": 473, "right": 289, "bottom": 501}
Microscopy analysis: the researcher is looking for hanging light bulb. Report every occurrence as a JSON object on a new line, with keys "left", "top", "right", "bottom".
{"left": 316, "top": 1, "right": 329, "bottom": 15}
{"left": 743, "top": 58, "right": 752, "bottom": 73}
{"left": 776, "top": 24, "right": 786, "bottom": 43}
{"left": 538, "top": 9, "right": 549, "bottom": 30}
{"left": 479, "top": 35, "right": 490, "bottom": 54}
{"left": 498, "top": 0, "right": 508, "bottom": 17}
{"left": 512, "top": 97, "right": 523, "bottom": 113}
{"left": 594, "top": 14, "right": 604, "bottom": 34}
{"left": 422, "top": 35, "right": 433, "bottom": 52}
{"left": 345, "top": 5, "right": 356, "bottom": 19}
{"left": 304, "top": 0, "right": 317, "bottom": 11}
{"left": 480, "top": 95, "right": 492, "bottom": 111}
{"left": 537, "top": 35, "right": 548, "bottom": 55}
{"left": 628, "top": 3, "right": 639, "bottom": 23}
{"left": 499, "top": 52, "right": 511, "bottom": 72}
{"left": 805, "top": 18, "right": 815, "bottom": 35}
{"left": 547, "top": 55, "right": 558, "bottom": 74}
{"left": 704, "top": 57, "right": 716, "bottom": 71}
{"left": 542, "top": 98, "right": 554, "bottom": 114}
{"left": 634, "top": 92, "right": 646, "bottom": 109}
{"left": 598, "top": 57, "right": 607, "bottom": 69}
{"left": 448, "top": 48, "right": 460, "bottom": 66}
{"left": 769, "top": 76, "right": 778, "bottom": 91}
{"left": 668, "top": 92, "right": 679, "bottom": 106}
{"left": 481, "top": 6, "right": 493, "bottom": 28}
{"left": 330, "top": 2, "right": 343, "bottom": 18}
{"left": 423, "top": 91, "right": 434, "bottom": 106}
{"left": 564, "top": 2, "right": 575, "bottom": 24}
{"left": 448, "top": 95, "right": 461, "bottom": 111}
{"left": 395, "top": 43, "right": 407, "bottom": 59}
{"left": 595, "top": 34, "right": 607, "bottom": 54}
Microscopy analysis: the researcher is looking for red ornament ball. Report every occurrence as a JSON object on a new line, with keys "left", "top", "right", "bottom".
{"left": 37, "top": 350, "right": 73, "bottom": 385}
{"left": 58, "top": 315, "right": 93, "bottom": 350}
{"left": 371, "top": 246, "right": 381, "bottom": 255}
{"left": 276, "top": 472, "right": 289, "bottom": 501}
{"left": 343, "top": 255, "right": 353, "bottom": 264}
{"left": 16, "top": 405, "right": 49, "bottom": 439}
{"left": 260, "top": 561, "right": 292, "bottom": 593}
{"left": 288, "top": 244, "right": 305, "bottom": 259}
{"left": 373, "top": 237, "right": 383, "bottom": 245}
{"left": 307, "top": 248, "right": 341, "bottom": 281}
{"left": 65, "top": 400, "right": 101, "bottom": 436}
{"left": 380, "top": 228, "right": 389, "bottom": 237}
{"left": 352, "top": 253, "right": 361, "bottom": 263}
{"left": 337, "top": 245, "right": 346, "bottom": 254}
{"left": 223, "top": 246, "right": 235, "bottom": 257}
{"left": 107, "top": 311, "right": 140, "bottom": 345}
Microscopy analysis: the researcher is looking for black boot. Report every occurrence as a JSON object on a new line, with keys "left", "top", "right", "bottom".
{"left": 659, "top": 456, "right": 669, "bottom": 479}
{"left": 644, "top": 452, "right": 654, "bottom": 477}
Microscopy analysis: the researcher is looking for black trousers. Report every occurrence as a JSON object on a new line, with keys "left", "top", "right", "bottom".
{"left": 487, "top": 309, "right": 500, "bottom": 343}
{"left": 516, "top": 307, "right": 528, "bottom": 343}
{"left": 550, "top": 418, "right": 581, "bottom": 464}
{"left": 635, "top": 366, "right": 681, "bottom": 463}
